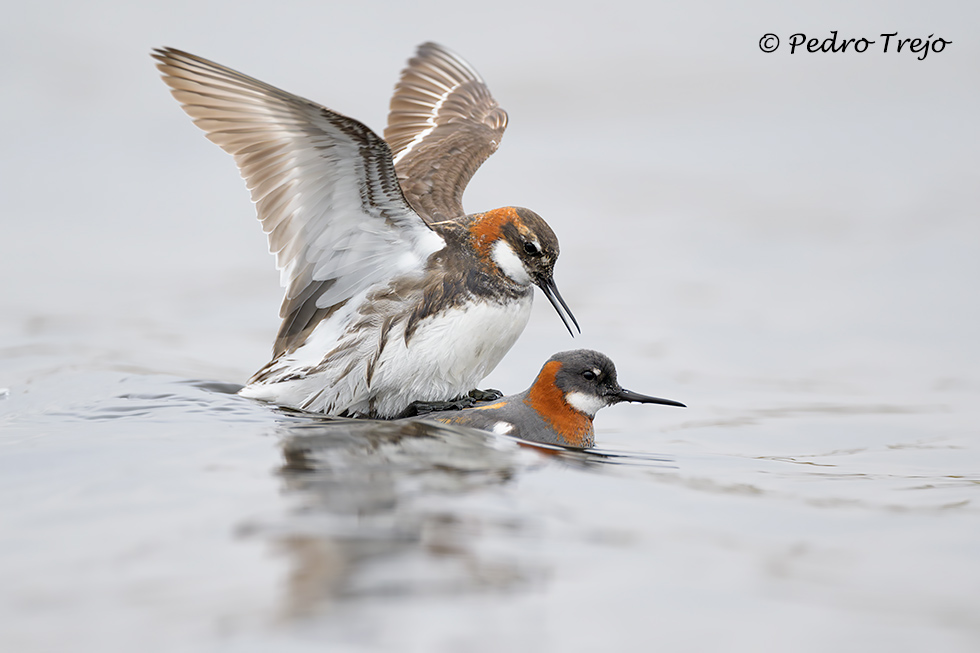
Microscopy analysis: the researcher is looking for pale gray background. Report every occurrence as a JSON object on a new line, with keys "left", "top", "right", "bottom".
{"left": 2, "top": 1, "right": 978, "bottom": 651}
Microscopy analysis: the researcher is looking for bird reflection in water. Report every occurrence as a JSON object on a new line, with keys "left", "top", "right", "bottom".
{"left": 271, "top": 417, "right": 543, "bottom": 617}
{"left": 267, "top": 414, "right": 672, "bottom": 618}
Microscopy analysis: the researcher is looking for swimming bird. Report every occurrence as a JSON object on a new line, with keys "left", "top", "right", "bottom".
{"left": 152, "top": 43, "right": 578, "bottom": 418}
{"left": 429, "top": 350, "right": 685, "bottom": 448}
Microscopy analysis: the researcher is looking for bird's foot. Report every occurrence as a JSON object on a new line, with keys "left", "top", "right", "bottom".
{"left": 401, "top": 388, "right": 502, "bottom": 417}
{"left": 402, "top": 397, "right": 475, "bottom": 417}
{"left": 468, "top": 387, "right": 503, "bottom": 402}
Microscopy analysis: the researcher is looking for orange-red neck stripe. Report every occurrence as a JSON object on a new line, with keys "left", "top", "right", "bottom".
{"left": 524, "top": 361, "right": 594, "bottom": 447}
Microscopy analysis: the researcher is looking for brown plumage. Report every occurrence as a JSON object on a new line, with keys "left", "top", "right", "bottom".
{"left": 152, "top": 44, "right": 578, "bottom": 418}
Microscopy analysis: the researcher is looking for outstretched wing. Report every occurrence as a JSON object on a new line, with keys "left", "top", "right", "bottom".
{"left": 384, "top": 42, "right": 509, "bottom": 224}
{"left": 153, "top": 48, "right": 445, "bottom": 358}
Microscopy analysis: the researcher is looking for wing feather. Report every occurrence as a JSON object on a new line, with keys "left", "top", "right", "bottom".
{"left": 384, "top": 42, "right": 508, "bottom": 223}
{"left": 153, "top": 47, "right": 444, "bottom": 357}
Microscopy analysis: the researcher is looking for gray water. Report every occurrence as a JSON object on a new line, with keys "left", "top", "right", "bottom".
{"left": 3, "top": 1, "right": 979, "bottom": 651}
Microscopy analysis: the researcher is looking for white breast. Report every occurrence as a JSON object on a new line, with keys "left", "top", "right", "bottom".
{"left": 241, "top": 293, "right": 533, "bottom": 417}
{"left": 366, "top": 295, "right": 533, "bottom": 416}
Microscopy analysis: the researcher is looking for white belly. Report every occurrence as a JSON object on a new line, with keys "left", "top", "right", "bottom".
{"left": 241, "top": 294, "right": 533, "bottom": 417}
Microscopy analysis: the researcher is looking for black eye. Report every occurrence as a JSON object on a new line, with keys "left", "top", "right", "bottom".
{"left": 583, "top": 371, "right": 597, "bottom": 381}
{"left": 523, "top": 241, "right": 540, "bottom": 256}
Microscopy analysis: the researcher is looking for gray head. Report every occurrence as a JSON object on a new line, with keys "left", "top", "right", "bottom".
{"left": 541, "top": 349, "right": 686, "bottom": 418}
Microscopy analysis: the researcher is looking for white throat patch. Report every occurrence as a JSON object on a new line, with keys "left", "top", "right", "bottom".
{"left": 565, "top": 391, "right": 608, "bottom": 417}
{"left": 491, "top": 240, "right": 531, "bottom": 285}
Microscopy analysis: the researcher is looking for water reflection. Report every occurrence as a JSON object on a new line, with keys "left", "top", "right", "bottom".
{"left": 5, "top": 370, "right": 979, "bottom": 650}
{"left": 268, "top": 414, "right": 674, "bottom": 617}
{"left": 270, "top": 418, "right": 540, "bottom": 616}
{"left": 6, "top": 370, "right": 679, "bottom": 623}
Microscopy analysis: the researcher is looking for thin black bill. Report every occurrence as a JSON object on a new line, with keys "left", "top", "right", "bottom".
{"left": 539, "top": 277, "right": 580, "bottom": 337}
{"left": 616, "top": 388, "right": 686, "bottom": 408}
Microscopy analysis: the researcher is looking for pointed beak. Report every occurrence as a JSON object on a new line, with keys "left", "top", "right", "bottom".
{"left": 613, "top": 387, "right": 686, "bottom": 408}
{"left": 538, "top": 276, "right": 580, "bottom": 337}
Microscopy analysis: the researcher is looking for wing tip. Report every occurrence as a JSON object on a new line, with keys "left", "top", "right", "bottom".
{"left": 151, "top": 46, "right": 194, "bottom": 67}
{"left": 410, "top": 41, "right": 485, "bottom": 84}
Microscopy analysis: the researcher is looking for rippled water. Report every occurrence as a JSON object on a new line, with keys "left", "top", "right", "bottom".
{"left": 4, "top": 370, "right": 978, "bottom": 651}
{"left": 3, "top": 1, "right": 980, "bottom": 651}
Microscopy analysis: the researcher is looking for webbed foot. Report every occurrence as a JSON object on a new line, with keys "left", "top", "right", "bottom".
{"left": 467, "top": 388, "right": 502, "bottom": 402}
{"left": 400, "top": 388, "right": 502, "bottom": 417}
